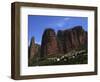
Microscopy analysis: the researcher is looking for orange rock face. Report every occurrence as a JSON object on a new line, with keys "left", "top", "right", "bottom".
{"left": 58, "top": 26, "right": 87, "bottom": 53}
{"left": 41, "top": 28, "right": 59, "bottom": 58}
{"left": 29, "top": 37, "right": 36, "bottom": 60}
{"left": 29, "top": 26, "right": 87, "bottom": 59}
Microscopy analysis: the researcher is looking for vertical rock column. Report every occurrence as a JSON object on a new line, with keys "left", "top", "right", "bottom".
{"left": 57, "top": 30, "right": 65, "bottom": 54}
{"left": 28, "top": 37, "right": 36, "bottom": 65}
{"left": 41, "top": 28, "right": 59, "bottom": 58}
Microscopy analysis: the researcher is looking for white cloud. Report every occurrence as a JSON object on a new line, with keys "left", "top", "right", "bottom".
{"left": 64, "top": 18, "right": 70, "bottom": 21}
{"left": 56, "top": 18, "right": 70, "bottom": 27}
{"left": 56, "top": 22, "right": 65, "bottom": 27}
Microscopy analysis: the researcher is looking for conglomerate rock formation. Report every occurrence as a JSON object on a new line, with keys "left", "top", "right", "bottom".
{"left": 40, "top": 26, "right": 87, "bottom": 58}
{"left": 41, "top": 28, "right": 59, "bottom": 58}
{"left": 28, "top": 37, "right": 41, "bottom": 65}
{"left": 57, "top": 26, "right": 87, "bottom": 53}
{"left": 29, "top": 26, "right": 87, "bottom": 61}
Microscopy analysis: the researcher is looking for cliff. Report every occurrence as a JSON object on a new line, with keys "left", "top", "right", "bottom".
{"left": 40, "top": 26, "right": 87, "bottom": 58}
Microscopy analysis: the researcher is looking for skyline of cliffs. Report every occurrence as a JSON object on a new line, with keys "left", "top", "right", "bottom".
{"left": 28, "top": 15, "right": 88, "bottom": 45}
{"left": 28, "top": 25, "right": 87, "bottom": 65}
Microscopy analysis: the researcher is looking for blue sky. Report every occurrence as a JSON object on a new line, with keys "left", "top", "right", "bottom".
{"left": 28, "top": 15, "right": 88, "bottom": 45}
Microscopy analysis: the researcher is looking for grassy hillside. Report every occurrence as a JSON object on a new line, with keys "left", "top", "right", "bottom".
{"left": 29, "top": 49, "right": 87, "bottom": 66}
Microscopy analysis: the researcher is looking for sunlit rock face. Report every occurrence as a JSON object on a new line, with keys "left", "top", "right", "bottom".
{"left": 57, "top": 30, "right": 65, "bottom": 54}
{"left": 29, "top": 37, "right": 36, "bottom": 59}
{"left": 29, "top": 26, "right": 87, "bottom": 60}
{"left": 28, "top": 37, "right": 41, "bottom": 65}
{"left": 28, "top": 37, "right": 36, "bottom": 64}
{"left": 62, "top": 26, "right": 87, "bottom": 53}
{"left": 41, "top": 28, "right": 59, "bottom": 58}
